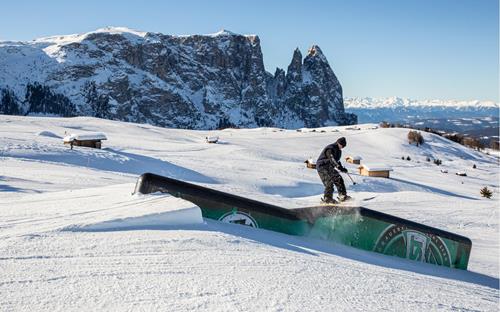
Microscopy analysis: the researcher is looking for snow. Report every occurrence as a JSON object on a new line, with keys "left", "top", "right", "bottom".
{"left": 33, "top": 26, "right": 147, "bottom": 45}
{"left": 0, "top": 115, "right": 498, "bottom": 310}
{"left": 63, "top": 132, "right": 107, "bottom": 142}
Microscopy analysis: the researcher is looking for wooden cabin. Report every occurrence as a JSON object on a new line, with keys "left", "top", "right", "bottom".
{"left": 206, "top": 136, "right": 219, "bottom": 143}
{"left": 358, "top": 164, "right": 393, "bottom": 178}
{"left": 63, "top": 133, "right": 107, "bottom": 149}
{"left": 304, "top": 158, "right": 316, "bottom": 169}
{"left": 345, "top": 155, "right": 362, "bottom": 165}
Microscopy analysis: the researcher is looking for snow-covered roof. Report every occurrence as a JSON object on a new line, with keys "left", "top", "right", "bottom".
{"left": 360, "top": 164, "right": 393, "bottom": 172}
{"left": 346, "top": 155, "right": 362, "bottom": 160}
{"left": 205, "top": 136, "right": 219, "bottom": 143}
{"left": 63, "top": 132, "right": 107, "bottom": 142}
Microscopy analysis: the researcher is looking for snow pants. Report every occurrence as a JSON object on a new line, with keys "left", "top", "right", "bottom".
{"left": 317, "top": 165, "right": 346, "bottom": 199}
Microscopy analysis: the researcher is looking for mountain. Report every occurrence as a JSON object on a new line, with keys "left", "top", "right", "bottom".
{"left": 0, "top": 27, "right": 356, "bottom": 129}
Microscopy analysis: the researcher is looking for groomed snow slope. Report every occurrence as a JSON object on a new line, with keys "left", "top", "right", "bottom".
{"left": 0, "top": 115, "right": 498, "bottom": 311}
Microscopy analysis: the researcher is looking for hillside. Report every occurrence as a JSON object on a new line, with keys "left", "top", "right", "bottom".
{"left": 0, "top": 115, "right": 498, "bottom": 310}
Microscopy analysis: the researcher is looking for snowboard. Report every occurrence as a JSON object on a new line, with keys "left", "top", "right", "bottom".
{"left": 319, "top": 195, "right": 376, "bottom": 206}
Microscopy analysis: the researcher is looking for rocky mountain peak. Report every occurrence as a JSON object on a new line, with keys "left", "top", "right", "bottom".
{"left": 289, "top": 48, "right": 302, "bottom": 69}
{"left": 305, "top": 45, "right": 329, "bottom": 65}
{"left": 307, "top": 45, "right": 322, "bottom": 56}
{"left": 286, "top": 48, "right": 303, "bottom": 85}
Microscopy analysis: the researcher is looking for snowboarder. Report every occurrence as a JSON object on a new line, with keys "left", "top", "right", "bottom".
{"left": 316, "top": 137, "right": 350, "bottom": 204}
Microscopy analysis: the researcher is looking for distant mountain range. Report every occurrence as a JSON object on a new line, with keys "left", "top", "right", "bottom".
{"left": 0, "top": 27, "right": 356, "bottom": 129}
{"left": 345, "top": 97, "right": 499, "bottom": 143}
{"left": 344, "top": 97, "right": 498, "bottom": 123}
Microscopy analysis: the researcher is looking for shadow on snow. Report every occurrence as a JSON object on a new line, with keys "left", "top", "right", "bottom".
{"left": 69, "top": 216, "right": 498, "bottom": 290}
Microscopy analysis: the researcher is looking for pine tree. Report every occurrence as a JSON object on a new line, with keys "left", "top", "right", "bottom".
{"left": 94, "top": 94, "right": 110, "bottom": 118}
{"left": 25, "top": 83, "right": 76, "bottom": 116}
{"left": 480, "top": 187, "right": 492, "bottom": 199}
{"left": 83, "top": 81, "right": 110, "bottom": 118}
{"left": 0, "top": 89, "right": 20, "bottom": 115}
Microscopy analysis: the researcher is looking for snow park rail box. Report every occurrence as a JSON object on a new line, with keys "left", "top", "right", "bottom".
{"left": 134, "top": 173, "right": 472, "bottom": 270}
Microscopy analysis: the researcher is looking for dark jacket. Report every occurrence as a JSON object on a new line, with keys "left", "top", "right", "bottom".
{"left": 316, "top": 143, "right": 343, "bottom": 169}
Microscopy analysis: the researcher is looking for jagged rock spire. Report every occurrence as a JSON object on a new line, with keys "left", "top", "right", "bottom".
{"left": 286, "top": 48, "right": 303, "bottom": 85}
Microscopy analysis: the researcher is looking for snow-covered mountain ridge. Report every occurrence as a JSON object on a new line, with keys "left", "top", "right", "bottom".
{"left": 0, "top": 27, "right": 356, "bottom": 129}
{"left": 345, "top": 97, "right": 499, "bottom": 124}
{"left": 345, "top": 97, "right": 498, "bottom": 109}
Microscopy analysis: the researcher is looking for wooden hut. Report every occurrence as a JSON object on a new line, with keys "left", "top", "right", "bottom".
{"left": 358, "top": 164, "right": 393, "bottom": 178}
{"left": 206, "top": 136, "right": 219, "bottom": 143}
{"left": 345, "top": 155, "right": 362, "bottom": 165}
{"left": 63, "top": 133, "right": 107, "bottom": 149}
{"left": 304, "top": 158, "right": 316, "bottom": 169}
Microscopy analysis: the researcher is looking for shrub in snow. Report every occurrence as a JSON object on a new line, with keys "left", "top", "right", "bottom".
{"left": 408, "top": 130, "right": 424, "bottom": 146}
{"left": 401, "top": 156, "right": 405, "bottom": 160}
{"left": 490, "top": 140, "right": 500, "bottom": 150}
{"left": 463, "top": 137, "right": 484, "bottom": 151}
{"left": 406, "top": 156, "right": 411, "bottom": 161}
{"left": 380, "top": 121, "right": 390, "bottom": 128}
{"left": 480, "top": 187, "right": 492, "bottom": 199}
{"left": 216, "top": 116, "right": 237, "bottom": 130}
{"left": 443, "top": 132, "right": 464, "bottom": 144}
{"left": 434, "top": 159, "right": 442, "bottom": 166}
{"left": 472, "top": 164, "right": 477, "bottom": 169}
{"left": 426, "top": 156, "right": 431, "bottom": 162}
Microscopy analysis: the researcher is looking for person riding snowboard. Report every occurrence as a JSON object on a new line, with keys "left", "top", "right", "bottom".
{"left": 316, "top": 137, "right": 351, "bottom": 204}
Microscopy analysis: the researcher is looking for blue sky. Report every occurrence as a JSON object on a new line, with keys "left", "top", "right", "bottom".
{"left": 1, "top": 0, "right": 498, "bottom": 101}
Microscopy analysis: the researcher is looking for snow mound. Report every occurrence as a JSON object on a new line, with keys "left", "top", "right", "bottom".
{"left": 67, "top": 206, "right": 203, "bottom": 232}
{"left": 35, "top": 130, "right": 62, "bottom": 139}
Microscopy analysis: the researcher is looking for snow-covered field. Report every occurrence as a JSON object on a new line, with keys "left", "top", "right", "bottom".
{"left": 1, "top": 115, "right": 498, "bottom": 311}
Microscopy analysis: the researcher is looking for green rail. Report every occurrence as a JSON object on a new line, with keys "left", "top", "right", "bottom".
{"left": 134, "top": 173, "right": 471, "bottom": 270}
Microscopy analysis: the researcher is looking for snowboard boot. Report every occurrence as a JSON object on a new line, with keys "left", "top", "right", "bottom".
{"left": 337, "top": 194, "right": 352, "bottom": 202}
{"left": 321, "top": 196, "right": 338, "bottom": 205}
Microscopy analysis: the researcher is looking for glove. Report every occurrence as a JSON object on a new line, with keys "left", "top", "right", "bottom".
{"left": 338, "top": 166, "right": 348, "bottom": 173}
